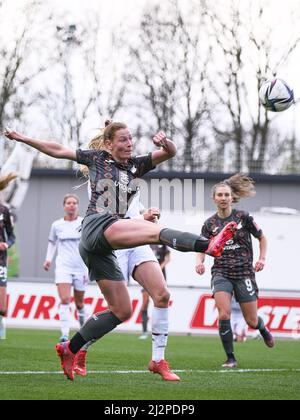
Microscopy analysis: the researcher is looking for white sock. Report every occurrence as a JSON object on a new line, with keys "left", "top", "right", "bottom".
{"left": 59, "top": 304, "right": 72, "bottom": 338}
{"left": 0, "top": 316, "right": 6, "bottom": 339}
{"left": 77, "top": 307, "right": 86, "bottom": 327}
{"left": 152, "top": 307, "right": 169, "bottom": 362}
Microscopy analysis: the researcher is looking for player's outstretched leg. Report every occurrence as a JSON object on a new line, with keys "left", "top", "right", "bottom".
{"left": 206, "top": 222, "right": 238, "bottom": 257}
{"left": 159, "top": 221, "right": 238, "bottom": 257}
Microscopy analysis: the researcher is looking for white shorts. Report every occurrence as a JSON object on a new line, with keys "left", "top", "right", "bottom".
{"left": 55, "top": 271, "right": 89, "bottom": 292}
{"left": 231, "top": 311, "right": 248, "bottom": 336}
{"left": 115, "top": 245, "right": 158, "bottom": 282}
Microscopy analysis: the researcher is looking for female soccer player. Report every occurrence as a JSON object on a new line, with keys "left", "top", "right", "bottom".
{"left": 4, "top": 123, "right": 237, "bottom": 380}
{"left": 43, "top": 194, "right": 88, "bottom": 343}
{"left": 75, "top": 133, "right": 178, "bottom": 381}
{"left": 196, "top": 174, "right": 274, "bottom": 368}
{"left": 0, "top": 173, "right": 17, "bottom": 339}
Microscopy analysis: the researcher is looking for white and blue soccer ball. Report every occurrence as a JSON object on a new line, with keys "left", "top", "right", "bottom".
{"left": 259, "top": 78, "right": 294, "bottom": 112}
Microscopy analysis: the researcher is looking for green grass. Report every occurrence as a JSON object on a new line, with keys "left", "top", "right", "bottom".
{"left": 0, "top": 329, "right": 299, "bottom": 400}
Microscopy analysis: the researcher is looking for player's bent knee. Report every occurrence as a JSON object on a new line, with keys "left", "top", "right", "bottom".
{"left": 152, "top": 290, "right": 170, "bottom": 307}
{"left": 60, "top": 298, "right": 71, "bottom": 305}
{"left": 219, "top": 312, "right": 231, "bottom": 321}
{"left": 114, "top": 307, "right": 132, "bottom": 322}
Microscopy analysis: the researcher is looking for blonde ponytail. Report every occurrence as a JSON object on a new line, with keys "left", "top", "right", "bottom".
{"left": 0, "top": 172, "right": 18, "bottom": 192}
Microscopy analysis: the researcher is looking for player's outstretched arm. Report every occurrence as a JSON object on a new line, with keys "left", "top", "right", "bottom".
{"left": 3, "top": 128, "right": 76, "bottom": 161}
{"left": 151, "top": 131, "right": 177, "bottom": 165}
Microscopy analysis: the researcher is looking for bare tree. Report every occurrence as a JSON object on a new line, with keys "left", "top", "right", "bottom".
{"left": 0, "top": 1, "right": 48, "bottom": 130}
{"left": 130, "top": 0, "right": 211, "bottom": 171}
{"left": 39, "top": 13, "right": 130, "bottom": 169}
{"left": 203, "top": 0, "right": 300, "bottom": 173}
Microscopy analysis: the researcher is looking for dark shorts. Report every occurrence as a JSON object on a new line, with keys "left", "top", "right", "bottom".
{"left": 0, "top": 265, "right": 7, "bottom": 288}
{"left": 79, "top": 213, "right": 125, "bottom": 282}
{"left": 211, "top": 274, "right": 258, "bottom": 303}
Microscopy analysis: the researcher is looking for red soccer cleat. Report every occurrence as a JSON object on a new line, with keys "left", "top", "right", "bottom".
{"left": 55, "top": 341, "right": 76, "bottom": 381}
{"left": 74, "top": 350, "right": 87, "bottom": 377}
{"left": 148, "top": 360, "right": 180, "bottom": 381}
{"left": 206, "top": 221, "right": 238, "bottom": 257}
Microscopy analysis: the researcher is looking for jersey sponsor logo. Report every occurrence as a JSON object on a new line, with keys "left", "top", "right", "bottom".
{"left": 223, "top": 239, "right": 241, "bottom": 251}
{"left": 114, "top": 181, "right": 133, "bottom": 194}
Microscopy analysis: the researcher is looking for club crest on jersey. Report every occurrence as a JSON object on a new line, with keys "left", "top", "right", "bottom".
{"left": 131, "top": 166, "right": 137, "bottom": 175}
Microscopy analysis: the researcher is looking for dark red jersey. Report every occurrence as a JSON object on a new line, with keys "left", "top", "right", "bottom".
{"left": 202, "top": 209, "right": 263, "bottom": 280}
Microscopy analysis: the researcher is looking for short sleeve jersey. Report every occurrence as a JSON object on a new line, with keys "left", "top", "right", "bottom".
{"left": 0, "top": 204, "right": 15, "bottom": 267}
{"left": 202, "top": 209, "right": 263, "bottom": 280}
{"left": 76, "top": 150, "right": 155, "bottom": 218}
{"left": 49, "top": 217, "right": 87, "bottom": 274}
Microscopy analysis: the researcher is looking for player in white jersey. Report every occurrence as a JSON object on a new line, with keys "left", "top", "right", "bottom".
{"left": 43, "top": 194, "right": 88, "bottom": 342}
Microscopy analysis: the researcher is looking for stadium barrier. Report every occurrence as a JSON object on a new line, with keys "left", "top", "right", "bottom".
{"left": 5, "top": 282, "right": 300, "bottom": 339}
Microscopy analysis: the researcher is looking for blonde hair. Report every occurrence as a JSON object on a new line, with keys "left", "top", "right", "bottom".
{"left": 0, "top": 172, "right": 18, "bottom": 192}
{"left": 63, "top": 194, "right": 79, "bottom": 206}
{"left": 212, "top": 173, "right": 256, "bottom": 204}
{"left": 80, "top": 119, "right": 126, "bottom": 178}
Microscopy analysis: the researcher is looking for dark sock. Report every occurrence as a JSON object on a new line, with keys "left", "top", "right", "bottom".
{"left": 142, "top": 310, "right": 148, "bottom": 333}
{"left": 219, "top": 320, "right": 234, "bottom": 358}
{"left": 255, "top": 317, "right": 268, "bottom": 335}
{"left": 159, "top": 229, "right": 209, "bottom": 252}
{"left": 69, "top": 310, "right": 122, "bottom": 354}
{"left": 69, "top": 333, "right": 86, "bottom": 354}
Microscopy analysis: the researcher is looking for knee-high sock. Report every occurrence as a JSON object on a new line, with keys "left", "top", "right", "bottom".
{"left": 69, "top": 310, "right": 122, "bottom": 354}
{"left": 219, "top": 320, "right": 234, "bottom": 358}
{"left": 59, "top": 304, "right": 72, "bottom": 338}
{"left": 152, "top": 307, "right": 169, "bottom": 362}
{"left": 159, "top": 229, "right": 209, "bottom": 253}
{"left": 255, "top": 316, "right": 269, "bottom": 337}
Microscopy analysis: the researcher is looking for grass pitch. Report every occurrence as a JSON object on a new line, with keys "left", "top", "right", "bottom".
{"left": 0, "top": 329, "right": 299, "bottom": 400}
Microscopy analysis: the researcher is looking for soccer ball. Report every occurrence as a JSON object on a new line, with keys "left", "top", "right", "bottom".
{"left": 259, "top": 78, "right": 294, "bottom": 112}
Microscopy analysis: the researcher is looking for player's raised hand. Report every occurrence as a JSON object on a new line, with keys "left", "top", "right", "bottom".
{"left": 153, "top": 131, "right": 169, "bottom": 149}
{"left": 3, "top": 128, "right": 25, "bottom": 142}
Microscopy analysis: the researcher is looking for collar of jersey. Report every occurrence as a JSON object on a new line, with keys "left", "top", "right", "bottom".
{"left": 104, "top": 151, "right": 133, "bottom": 170}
